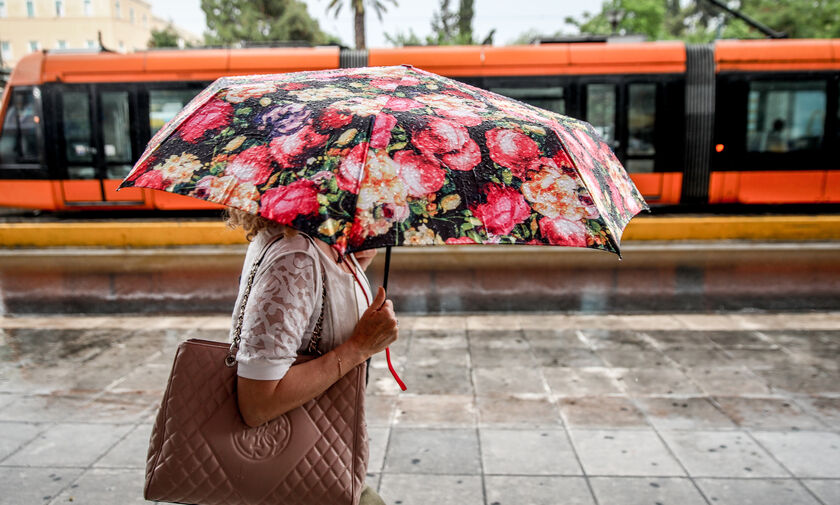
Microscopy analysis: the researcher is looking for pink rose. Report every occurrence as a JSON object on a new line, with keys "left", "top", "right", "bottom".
{"left": 445, "top": 237, "right": 477, "bottom": 245}
{"left": 539, "top": 216, "right": 587, "bottom": 247}
{"left": 178, "top": 99, "right": 233, "bottom": 143}
{"left": 370, "top": 76, "right": 420, "bottom": 91}
{"left": 485, "top": 128, "right": 542, "bottom": 179}
{"left": 393, "top": 150, "right": 445, "bottom": 198}
{"left": 412, "top": 117, "right": 481, "bottom": 172}
{"left": 371, "top": 113, "right": 398, "bottom": 149}
{"left": 385, "top": 97, "right": 424, "bottom": 111}
{"left": 337, "top": 142, "right": 368, "bottom": 193}
{"left": 269, "top": 124, "right": 329, "bottom": 168}
{"left": 317, "top": 108, "right": 354, "bottom": 130}
{"left": 135, "top": 169, "right": 164, "bottom": 189}
{"left": 259, "top": 179, "right": 320, "bottom": 225}
{"left": 224, "top": 145, "right": 273, "bottom": 185}
{"left": 472, "top": 184, "right": 532, "bottom": 236}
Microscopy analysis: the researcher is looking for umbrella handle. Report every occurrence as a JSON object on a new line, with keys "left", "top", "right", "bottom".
{"left": 382, "top": 246, "right": 392, "bottom": 292}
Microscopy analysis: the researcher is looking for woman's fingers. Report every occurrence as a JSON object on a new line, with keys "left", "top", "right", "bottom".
{"left": 370, "top": 287, "right": 387, "bottom": 311}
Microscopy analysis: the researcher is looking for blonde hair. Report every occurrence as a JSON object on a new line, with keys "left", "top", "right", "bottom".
{"left": 224, "top": 208, "right": 296, "bottom": 241}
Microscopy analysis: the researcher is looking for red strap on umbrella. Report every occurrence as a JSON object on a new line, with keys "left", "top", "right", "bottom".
{"left": 349, "top": 260, "right": 406, "bottom": 391}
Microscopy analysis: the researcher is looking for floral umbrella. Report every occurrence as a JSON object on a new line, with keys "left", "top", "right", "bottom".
{"left": 121, "top": 65, "right": 647, "bottom": 256}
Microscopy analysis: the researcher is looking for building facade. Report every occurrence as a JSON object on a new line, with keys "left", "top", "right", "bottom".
{"left": 0, "top": 0, "right": 199, "bottom": 70}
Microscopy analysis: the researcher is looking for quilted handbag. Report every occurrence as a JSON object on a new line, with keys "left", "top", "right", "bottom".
{"left": 144, "top": 236, "right": 369, "bottom": 505}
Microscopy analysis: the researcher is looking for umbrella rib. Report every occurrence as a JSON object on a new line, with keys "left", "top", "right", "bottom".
{"left": 548, "top": 124, "right": 622, "bottom": 257}
{"left": 346, "top": 66, "right": 418, "bottom": 253}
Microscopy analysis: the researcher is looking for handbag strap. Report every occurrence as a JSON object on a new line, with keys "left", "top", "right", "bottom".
{"left": 226, "top": 233, "right": 328, "bottom": 367}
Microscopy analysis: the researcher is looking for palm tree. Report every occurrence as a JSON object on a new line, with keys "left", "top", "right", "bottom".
{"left": 327, "top": 0, "right": 397, "bottom": 49}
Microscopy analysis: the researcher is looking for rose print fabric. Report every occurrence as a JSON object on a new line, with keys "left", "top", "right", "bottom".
{"left": 122, "top": 65, "right": 648, "bottom": 255}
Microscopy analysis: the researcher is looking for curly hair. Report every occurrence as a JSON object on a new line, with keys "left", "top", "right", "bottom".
{"left": 224, "top": 208, "right": 295, "bottom": 241}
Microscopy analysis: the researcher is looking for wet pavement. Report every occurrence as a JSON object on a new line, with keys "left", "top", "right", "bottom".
{"left": 1, "top": 312, "right": 838, "bottom": 505}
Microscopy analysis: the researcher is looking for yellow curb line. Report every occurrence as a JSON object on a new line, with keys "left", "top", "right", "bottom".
{"left": 0, "top": 216, "right": 838, "bottom": 248}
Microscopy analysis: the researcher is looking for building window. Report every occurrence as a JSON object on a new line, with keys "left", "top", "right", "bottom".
{"left": 118, "top": 40, "right": 124, "bottom": 52}
{"left": 129, "top": 7, "right": 134, "bottom": 23}
{"left": 84, "top": 0, "right": 92, "bottom": 16}
{"left": 86, "top": 40, "right": 96, "bottom": 49}
{"left": 115, "top": 0, "right": 120, "bottom": 18}
{"left": 55, "top": 0, "right": 64, "bottom": 17}
{"left": 1, "top": 41, "right": 12, "bottom": 62}
{"left": 28, "top": 41, "right": 40, "bottom": 53}
{"left": 0, "top": 1, "right": 6, "bottom": 18}
{"left": 143, "top": 13, "right": 147, "bottom": 27}
{"left": 26, "top": 0, "right": 35, "bottom": 17}
{"left": 56, "top": 40, "right": 67, "bottom": 49}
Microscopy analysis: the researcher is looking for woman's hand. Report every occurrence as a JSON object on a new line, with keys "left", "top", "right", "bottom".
{"left": 341, "top": 287, "right": 398, "bottom": 363}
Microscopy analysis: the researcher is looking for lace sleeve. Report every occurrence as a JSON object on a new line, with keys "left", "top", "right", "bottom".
{"left": 235, "top": 251, "right": 319, "bottom": 381}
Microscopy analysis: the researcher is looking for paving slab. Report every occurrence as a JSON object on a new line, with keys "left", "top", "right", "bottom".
{"left": 3, "top": 422, "right": 133, "bottom": 468}
{"left": 485, "top": 476, "right": 595, "bottom": 505}
{"left": 532, "top": 346, "right": 607, "bottom": 368}
{"left": 0, "top": 422, "right": 43, "bottom": 462}
{"left": 558, "top": 397, "right": 649, "bottom": 429}
{"left": 394, "top": 394, "right": 476, "bottom": 427}
{"left": 480, "top": 429, "right": 582, "bottom": 476}
{"left": 682, "top": 366, "right": 772, "bottom": 396}
{"left": 713, "top": 397, "right": 828, "bottom": 431}
{"left": 658, "top": 430, "right": 789, "bottom": 478}
{"left": 589, "top": 476, "right": 709, "bottom": 505}
{"left": 635, "top": 397, "right": 738, "bottom": 430}
{"left": 793, "top": 396, "right": 840, "bottom": 429}
{"left": 473, "top": 366, "right": 546, "bottom": 397}
{"left": 543, "top": 367, "right": 624, "bottom": 396}
{"left": 0, "top": 467, "right": 84, "bottom": 505}
{"left": 801, "top": 479, "right": 840, "bottom": 505}
{"left": 378, "top": 474, "right": 483, "bottom": 505}
{"left": 569, "top": 429, "right": 686, "bottom": 477}
{"left": 750, "top": 431, "right": 840, "bottom": 478}
{"left": 384, "top": 428, "right": 481, "bottom": 475}
{"left": 477, "top": 396, "right": 562, "bottom": 428}
{"left": 367, "top": 426, "right": 390, "bottom": 474}
{"left": 50, "top": 468, "right": 148, "bottom": 505}
{"left": 695, "top": 478, "right": 822, "bottom": 505}
{"left": 615, "top": 368, "right": 704, "bottom": 396}
{"left": 94, "top": 424, "right": 152, "bottom": 469}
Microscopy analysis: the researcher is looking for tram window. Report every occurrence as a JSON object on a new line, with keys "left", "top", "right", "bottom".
{"left": 746, "top": 80, "right": 826, "bottom": 152}
{"left": 0, "top": 88, "right": 42, "bottom": 166}
{"left": 101, "top": 91, "right": 133, "bottom": 179}
{"left": 627, "top": 83, "right": 656, "bottom": 157}
{"left": 489, "top": 87, "right": 565, "bottom": 115}
{"left": 586, "top": 84, "right": 616, "bottom": 148}
{"left": 150, "top": 89, "right": 201, "bottom": 136}
{"left": 62, "top": 90, "right": 95, "bottom": 179}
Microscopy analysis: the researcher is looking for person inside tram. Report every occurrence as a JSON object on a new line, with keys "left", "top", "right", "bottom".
{"left": 765, "top": 118, "right": 788, "bottom": 153}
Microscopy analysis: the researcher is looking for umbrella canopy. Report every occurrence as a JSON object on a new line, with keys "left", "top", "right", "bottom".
{"left": 121, "top": 65, "right": 647, "bottom": 255}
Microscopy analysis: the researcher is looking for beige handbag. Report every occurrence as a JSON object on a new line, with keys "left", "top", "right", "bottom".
{"left": 144, "top": 236, "right": 369, "bottom": 505}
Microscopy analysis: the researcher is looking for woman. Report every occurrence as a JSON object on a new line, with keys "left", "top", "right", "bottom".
{"left": 227, "top": 208, "right": 398, "bottom": 505}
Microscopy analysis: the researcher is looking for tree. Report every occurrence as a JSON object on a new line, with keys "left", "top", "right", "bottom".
{"left": 326, "top": 0, "right": 397, "bottom": 50}
{"left": 148, "top": 24, "right": 182, "bottom": 48}
{"left": 560, "top": 0, "right": 840, "bottom": 43}
{"left": 385, "top": 0, "right": 491, "bottom": 47}
{"left": 202, "top": 0, "right": 338, "bottom": 46}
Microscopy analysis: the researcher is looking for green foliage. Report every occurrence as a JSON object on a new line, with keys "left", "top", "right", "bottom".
{"left": 559, "top": 0, "right": 840, "bottom": 43}
{"left": 202, "top": 0, "right": 338, "bottom": 46}
{"left": 148, "top": 24, "right": 183, "bottom": 48}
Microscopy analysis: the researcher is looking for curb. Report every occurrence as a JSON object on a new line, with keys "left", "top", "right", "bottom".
{"left": 0, "top": 215, "right": 838, "bottom": 248}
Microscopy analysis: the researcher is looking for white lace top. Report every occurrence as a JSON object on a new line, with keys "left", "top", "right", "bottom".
{"left": 230, "top": 228, "right": 373, "bottom": 381}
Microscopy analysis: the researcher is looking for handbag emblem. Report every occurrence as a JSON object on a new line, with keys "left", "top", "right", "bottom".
{"left": 232, "top": 415, "right": 292, "bottom": 460}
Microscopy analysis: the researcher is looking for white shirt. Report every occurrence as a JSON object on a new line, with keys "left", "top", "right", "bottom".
{"left": 230, "top": 228, "right": 373, "bottom": 381}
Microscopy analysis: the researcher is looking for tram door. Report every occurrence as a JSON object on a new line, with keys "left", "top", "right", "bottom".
{"left": 56, "top": 84, "right": 144, "bottom": 205}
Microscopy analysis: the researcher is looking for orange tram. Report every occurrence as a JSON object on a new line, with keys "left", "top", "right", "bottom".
{"left": 0, "top": 40, "right": 838, "bottom": 212}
